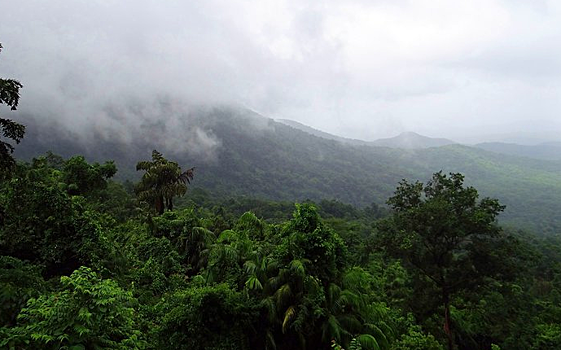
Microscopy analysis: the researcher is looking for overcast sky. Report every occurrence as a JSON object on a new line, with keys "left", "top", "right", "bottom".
{"left": 1, "top": 0, "right": 560, "bottom": 143}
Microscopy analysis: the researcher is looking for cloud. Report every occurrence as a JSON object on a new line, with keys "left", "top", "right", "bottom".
{"left": 0, "top": 0, "right": 560, "bottom": 144}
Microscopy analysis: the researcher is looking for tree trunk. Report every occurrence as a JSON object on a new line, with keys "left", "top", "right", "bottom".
{"left": 156, "top": 196, "right": 164, "bottom": 215}
{"left": 443, "top": 289, "right": 454, "bottom": 350}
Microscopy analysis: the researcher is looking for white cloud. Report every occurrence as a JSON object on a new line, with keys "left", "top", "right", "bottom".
{"left": 0, "top": 0, "right": 559, "bottom": 143}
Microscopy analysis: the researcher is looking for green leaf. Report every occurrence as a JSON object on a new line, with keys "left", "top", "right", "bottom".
{"left": 69, "top": 345, "right": 86, "bottom": 350}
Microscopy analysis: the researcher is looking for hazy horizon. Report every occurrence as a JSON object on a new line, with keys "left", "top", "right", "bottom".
{"left": 276, "top": 117, "right": 561, "bottom": 145}
{"left": 1, "top": 0, "right": 560, "bottom": 144}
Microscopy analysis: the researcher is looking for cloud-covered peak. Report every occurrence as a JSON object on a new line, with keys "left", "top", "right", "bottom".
{"left": 1, "top": 0, "right": 560, "bottom": 143}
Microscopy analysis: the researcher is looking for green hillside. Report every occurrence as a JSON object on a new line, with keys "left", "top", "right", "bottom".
{"left": 393, "top": 145, "right": 561, "bottom": 232}
{"left": 15, "top": 106, "right": 561, "bottom": 233}
{"left": 370, "top": 131, "right": 456, "bottom": 149}
{"left": 475, "top": 142, "right": 561, "bottom": 161}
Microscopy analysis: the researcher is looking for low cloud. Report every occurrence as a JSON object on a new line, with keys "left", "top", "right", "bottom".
{"left": 0, "top": 0, "right": 560, "bottom": 144}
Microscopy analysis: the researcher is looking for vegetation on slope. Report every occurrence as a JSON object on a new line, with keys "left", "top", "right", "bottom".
{"left": 1, "top": 153, "right": 561, "bottom": 350}
{"left": 14, "top": 106, "right": 561, "bottom": 233}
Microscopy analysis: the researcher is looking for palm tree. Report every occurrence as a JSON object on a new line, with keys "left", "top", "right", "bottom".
{"left": 321, "top": 283, "right": 363, "bottom": 346}
{"left": 180, "top": 226, "right": 215, "bottom": 275}
{"left": 135, "top": 150, "right": 194, "bottom": 214}
{"left": 260, "top": 258, "right": 324, "bottom": 350}
{"left": 321, "top": 281, "right": 391, "bottom": 350}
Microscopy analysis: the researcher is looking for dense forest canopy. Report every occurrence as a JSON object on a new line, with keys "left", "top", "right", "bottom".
{"left": 2, "top": 42, "right": 561, "bottom": 350}
{"left": 14, "top": 104, "right": 561, "bottom": 234}
{"left": 0, "top": 42, "right": 25, "bottom": 172}
{"left": 1, "top": 150, "right": 561, "bottom": 350}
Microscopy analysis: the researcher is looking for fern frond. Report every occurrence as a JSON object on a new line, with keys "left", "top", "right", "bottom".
{"left": 282, "top": 305, "right": 297, "bottom": 333}
{"left": 355, "top": 334, "right": 381, "bottom": 350}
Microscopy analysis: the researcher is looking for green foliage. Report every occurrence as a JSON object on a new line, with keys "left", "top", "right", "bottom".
{"left": 0, "top": 168, "right": 110, "bottom": 276}
{"left": 380, "top": 172, "right": 510, "bottom": 349}
{"left": 62, "top": 156, "right": 117, "bottom": 196}
{"left": 153, "top": 283, "right": 259, "bottom": 349}
{"left": 135, "top": 150, "right": 194, "bottom": 214}
{"left": 0, "top": 43, "right": 25, "bottom": 173}
{"left": 2, "top": 150, "right": 561, "bottom": 350}
{"left": 3, "top": 267, "right": 144, "bottom": 349}
{"left": 532, "top": 323, "right": 561, "bottom": 350}
{"left": 391, "top": 325, "right": 444, "bottom": 350}
{"left": 17, "top": 106, "right": 561, "bottom": 232}
{"left": 133, "top": 236, "right": 185, "bottom": 301}
{"left": 0, "top": 256, "right": 46, "bottom": 327}
{"left": 280, "top": 203, "right": 347, "bottom": 282}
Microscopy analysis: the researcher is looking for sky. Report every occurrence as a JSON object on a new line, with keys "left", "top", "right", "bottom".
{"left": 0, "top": 0, "right": 560, "bottom": 144}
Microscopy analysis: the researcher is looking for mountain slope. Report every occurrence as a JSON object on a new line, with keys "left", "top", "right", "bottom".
{"left": 276, "top": 119, "right": 367, "bottom": 146}
{"left": 475, "top": 142, "right": 561, "bottom": 161}
{"left": 393, "top": 145, "right": 561, "bottom": 231}
{"left": 371, "top": 132, "right": 456, "bottom": 149}
{"left": 14, "top": 105, "right": 561, "bottom": 233}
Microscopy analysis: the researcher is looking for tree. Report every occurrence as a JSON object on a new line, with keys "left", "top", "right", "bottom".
{"left": 0, "top": 256, "right": 45, "bottom": 327}
{"left": 135, "top": 150, "right": 194, "bottom": 214}
{"left": 3, "top": 267, "right": 145, "bottom": 349}
{"left": 154, "top": 283, "right": 258, "bottom": 350}
{"left": 62, "top": 155, "right": 117, "bottom": 196}
{"left": 0, "top": 158, "right": 118, "bottom": 277}
{"left": 280, "top": 203, "right": 347, "bottom": 283}
{"left": 380, "top": 172, "right": 505, "bottom": 350}
{"left": 0, "top": 43, "right": 25, "bottom": 172}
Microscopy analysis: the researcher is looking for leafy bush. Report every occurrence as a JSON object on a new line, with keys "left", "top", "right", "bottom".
{"left": 0, "top": 256, "right": 46, "bottom": 327}
{"left": 2, "top": 267, "right": 144, "bottom": 349}
{"left": 153, "top": 284, "right": 259, "bottom": 349}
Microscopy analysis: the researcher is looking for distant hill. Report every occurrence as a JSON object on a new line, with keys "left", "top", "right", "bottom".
{"left": 276, "top": 121, "right": 457, "bottom": 150}
{"left": 475, "top": 142, "right": 561, "bottom": 161}
{"left": 14, "top": 105, "right": 561, "bottom": 233}
{"left": 276, "top": 119, "right": 367, "bottom": 146}
{"left": 542, "top": 141, "right": 561, "bottom": 147}
{"left": 371, "top": 132, "right": 457, "bottom": 149}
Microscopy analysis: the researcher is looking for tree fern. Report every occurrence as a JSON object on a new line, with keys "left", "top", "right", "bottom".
{"left": 355, "top": 334, "right": 381, "bottom": 350}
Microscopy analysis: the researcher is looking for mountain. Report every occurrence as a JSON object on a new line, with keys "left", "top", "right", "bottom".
{"left": 275, "top": 121, "right": 458, "bottom": 150}
{"left": 13, "top": 105, "right": 561, "bottom": 233}
{"left": 475, "top": 142, "right": 561, "bottom": 161}
{"left": 276, "top": 119, "right": 367, "bottom": 146}
{"left": 371, "top": 131, "right": 457, "bottom": 149}
{"left": 542, "top": 141, "right": 561, "bottom": 147}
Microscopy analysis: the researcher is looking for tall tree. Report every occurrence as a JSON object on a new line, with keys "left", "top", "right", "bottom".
{"left": 62, "top": 155, "right": 117, "bottom": 196}
{"left": 0, "top": 43, "right": 25, "bottom": 172}
{"left": 135, "top": 150, "right": 194, "bottom": 214}
{"left": 380, "top": 172, "right": 506, "bottom": 350}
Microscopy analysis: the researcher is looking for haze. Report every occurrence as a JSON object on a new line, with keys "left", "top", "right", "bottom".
{"left": 1, "top": 0, "right": 560, "bottom": 144}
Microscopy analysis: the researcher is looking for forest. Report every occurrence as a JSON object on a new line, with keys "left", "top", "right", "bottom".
{"left": 16, "top": 105, "right": 561, "bottom": 235}
{"left": 1, "top": 150, "right": 561, "bottom": 350}
{"left": 2, "top": 43, "right": 561, "bottom": 350}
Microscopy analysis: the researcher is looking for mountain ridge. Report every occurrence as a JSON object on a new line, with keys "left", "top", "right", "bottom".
{"left": 277, "top": 119, "right": 458, "bottom": 149}
{"left": 13, "top": 105, "right": 561, "bottom": 233}
{"left": 276, "top": 119, "right": 368, "bottom": 146}
{"left": 370, "top": 131, "right": 457, "bottom": 149}
{"left": 475, "top": 141, "right": 561, "bottom": 161}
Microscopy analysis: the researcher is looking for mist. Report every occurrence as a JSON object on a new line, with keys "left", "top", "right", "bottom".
{"left": 1, "top": 0, "right": 560, "bottom": 144}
